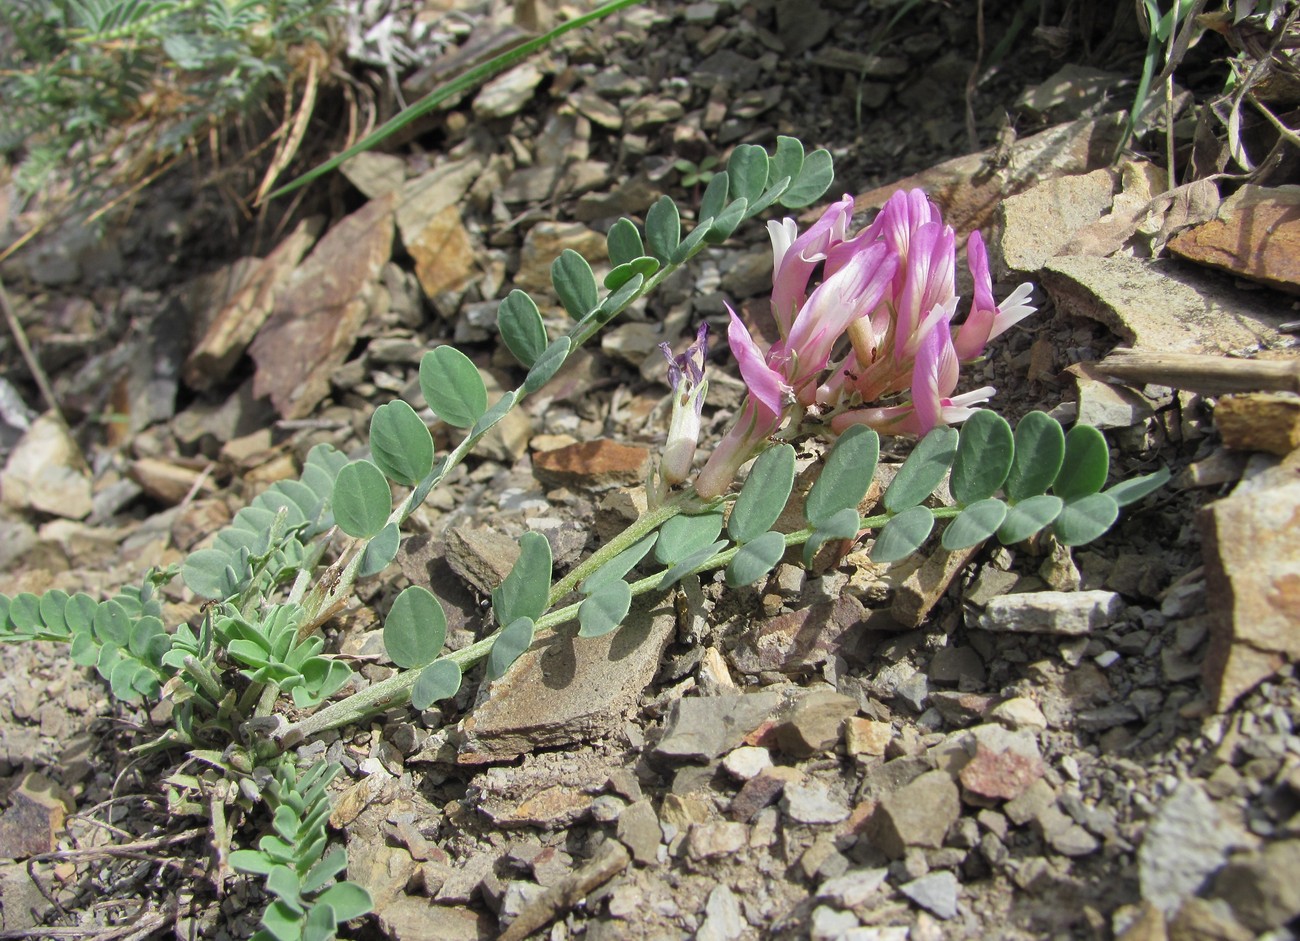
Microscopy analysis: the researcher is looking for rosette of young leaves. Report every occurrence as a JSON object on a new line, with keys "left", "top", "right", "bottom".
{"left": 184, "top": 444, "right": 347, "bottom": 600}
{"left": 213, "top": 605, "right": 352, "bottom": 709}
{"left": 869, "top": 412, "right": 1170, "bottom": 563}
{"left": 0, "top": 574, "right": 175, "bottom": 703}
{"left": 229, "top": 759, "right": 372, "bottom": 941}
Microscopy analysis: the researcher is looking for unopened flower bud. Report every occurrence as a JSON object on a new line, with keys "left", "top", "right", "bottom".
{"left": 659, "top": 323, "right": 710, "bottom": 486}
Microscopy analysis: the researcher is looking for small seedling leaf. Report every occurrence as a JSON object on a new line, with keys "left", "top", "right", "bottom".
{"left": 806, "top": 425, "right": 880, "bottom": 526}
{"left": 645, "top": 196, "right": 681, "bottom": 264}
{"left": 486, "top": 617, "right": 534, "bottom": 681}
{"left": 491, "top": 532, "right": 552, "bottom": 627}
{"left": 725, "top": 530, "right": 787, "bottom": 587}
{"left": 419, "top": 346, "right": 487, "bottom": 428}
{"left": 369, "top": 400, "right": 434, "bottom": 487}
{"left": 950, "top": 409, "right": 1014, "bottom": 505}
{"left": 997, "top": 494, "right": 1064, "bottom": 544}
{"left": 332, "top": 460, "right": 391, "bottom": 539}
{"left": 779, "top": 148, "right": 834, "bottom": 208}
{"left": 383, "top": 585, "right": 447, "bottom": 669}
{"left": 411, "top": 659, "right": 461, "bottom": 710}
{"left": 883, "top": 426, "right": 959, "bottom": 512}
{"left": 729, "top": 444, "right": 796, "bottom": 544}
{"left": 1054, "top": 424, "right": 1110, "bottom": 500}
{"left": 497, "top": 290, "right": 548, "bottom": 367}
{"left": 941, "top": 498, "right": 1008, "bottom": 550}
{"left": 551, "top": 249, "right": 599, "bottom": 319}
{"left": 1005, "top": 411, "right": 1065, "bottom": 501}
{"left": 578, "top": 579, "right": 632, "bottom": 638}
{"left": 1053, "top": 492, "right": 1120, "bottom": 546}
{"left": 870, "top": 505, "right": 936, "bottom": 563}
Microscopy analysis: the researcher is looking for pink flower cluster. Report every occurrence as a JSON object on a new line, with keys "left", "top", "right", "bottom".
{"left": 694, "top": 190, "right": 1035, "bottom": 499}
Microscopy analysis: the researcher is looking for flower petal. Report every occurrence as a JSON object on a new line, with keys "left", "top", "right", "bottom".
{"left": 727, "top": 306, "right": 788, "bottom": 420}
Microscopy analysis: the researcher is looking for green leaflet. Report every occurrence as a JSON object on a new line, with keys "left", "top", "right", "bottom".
{"left": 729, "top": 444, "right": 796, "bottom": 544}
{"left": 382, "top": 586, "right": 447, "bottom": 669}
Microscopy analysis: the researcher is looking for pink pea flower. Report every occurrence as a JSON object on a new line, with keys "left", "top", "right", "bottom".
{"left": 769, "top": 194, "right": 856, "bottom": 336}
{"left": 833, "top": 314, "right": 995, "bottom": 437}
{"left": 952, "top": 231, "right": 1036, "bottom": 361}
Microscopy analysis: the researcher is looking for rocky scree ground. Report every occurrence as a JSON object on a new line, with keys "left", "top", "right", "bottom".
{"left": 1, "top": 1, "right": 1299, "bottom": 940}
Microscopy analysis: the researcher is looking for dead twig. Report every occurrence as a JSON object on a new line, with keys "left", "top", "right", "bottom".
{"left": 0, "top": 275, "right": 62, "bottom": 421}
{"left": 1095, "top": 349, "right": 1300, "bottom": 395}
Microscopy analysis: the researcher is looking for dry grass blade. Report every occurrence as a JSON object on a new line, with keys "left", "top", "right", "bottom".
{"left": 255, "top": 51, "right": 323, "bottom": 206}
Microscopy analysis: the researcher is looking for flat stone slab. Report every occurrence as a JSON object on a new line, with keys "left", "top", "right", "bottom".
{"left": 457, "top": 597, "right": 675, "bottom": 763}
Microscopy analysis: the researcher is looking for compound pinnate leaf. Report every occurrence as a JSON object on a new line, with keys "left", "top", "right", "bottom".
{"left": 699, "top": 172, "right": 729, "bottom": 222}
{"left": 497, "top": 290, "right": 548, "bottom": 367}
{"left": 383, "top": 586, "right": 447, "bottom": 669}
{"left": 654, "top": 509, "right": 725, "bottom": 565}
{"left": 294, "top": 658, "right": 353, "bottom": 708}
{"left": 606, "top": 218, "right": 644, "bottom": 266}
{"left": 725, "top": 530, "right": 787, "bottom": 587}
{"left": 1053, "top": 493, "right": 1120, "bottom": 547}
{"left": 581, "top": 532, "right": 657, "bottom": 594}
{"left": 883, "top": 426, "right": 959, "bottom": 513}
{"left": 645, "top": 196, "right": 681, "bottom": 264}
{"left": 491, "top": 532, "right": 552, "bottom": 627}
{"left": 300, "top": 846, "right": 348, "bottom": 895}
{"left": 1054, "top": 424, "right": 1110, "bottom": 501}
{"left": 806, "top": 425, "right": 880, "bottom": 527}
{"left": 950, "top": 409, "right": 1014, "bottom": 505}
{"left": 486, "top": 616, "right": 534, "bottom": 681}
{"left": 551, "top": 249, "right": 598, "bottom": 319}
{"left": 471, "top": 391, "right": 516, "bottom": 438}
{"left": 369, "top": 400, "right": 433, "bottom": 486}
{"left": 997, "top": 494, "right": 1063, "bottom": 544}
{"left": 779, "top": 148, "right": 834, "bottom": 209}
{"left": 411, "top": 659, "right": 461, "bottom": 710}
{"left": 578, "top": 579, "right": 632, "bottom": 638}
{"left": 941, "top": 498, "right": 1008, "bottom": 550}
{"left": 94, "top": 599, "right": 131, "bottom": 647}
{"left": 182, "top": 548, "right": 240, "bottom": 600}
{"left": 871, "top": 505, "right": 936, "bottom": 564}
{"left": 523, "top": 337, "right": 570, "bottom": 394}
{"left": 770, "top": 136, "right": 805, "bottom": 192}
{"left": 729, "top": 444, "right": 796, "bottom": 545}
{"left": 727, "top": 144, "right": 769, "bottom": 205}
{"left": 39, "top": 590, "right": 68, "bottom": 635}
{"left": 419, "top": 346, "right": 487, "bottom": 428}
{"left": 230, "top": 849, "right": 276, "bottom": 876}
{"left": 1105, "top": 467, "right": 1171, "bottom": 507}
{"left": 1005, "top": 411, "right": 1065, "bottom": 501}
{"left": 357, "top": 522, "right": 400, "bottom": 578}
{"left": 331, "top": 460, "right": 391, "bottom": 539}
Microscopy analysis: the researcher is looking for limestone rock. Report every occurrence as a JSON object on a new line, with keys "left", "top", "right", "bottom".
{"left": 532, "top": 440, "right": 649, "bottom": 491}
{"left": 978, "top": 590, "right": 1124, "bottom": 635}
{"left": 730, "top": 596, "right": 866, "bottom": 674}
{"left": 250, "top": 194, "right": 396, "bottom": 419}
{"left": 407, "top": 204, "right": 476, "bottom": 299}
{"left": 997, "top": 168, "right": 1118, "bottom": 273}
{"left": 866, "top": 770, "right": 960, "bottom": 858}
{"left": 1214, "top": 393, "right": 1300, "bottom": 457}
{"left": 0, "top": 413, "right": 92, "bottom": 519}
{"left": 1168, "top": 185, "right": 1300, "bottom": 295}
{"left": 1138, "top": 781, "right": 1241, "bottom": 915}
{"left": 1199, "top": 464, "right": 1300, "bottom": 710}
{"left": 457, "top": 599, "right": 675, "bottom": 763}
{"left": 654, "top": 691, "right": 783, "bottom": 763}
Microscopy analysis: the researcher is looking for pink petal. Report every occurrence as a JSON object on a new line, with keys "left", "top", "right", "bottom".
{"left": 727, "top": 306, "right": 788, "bottom": 420}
